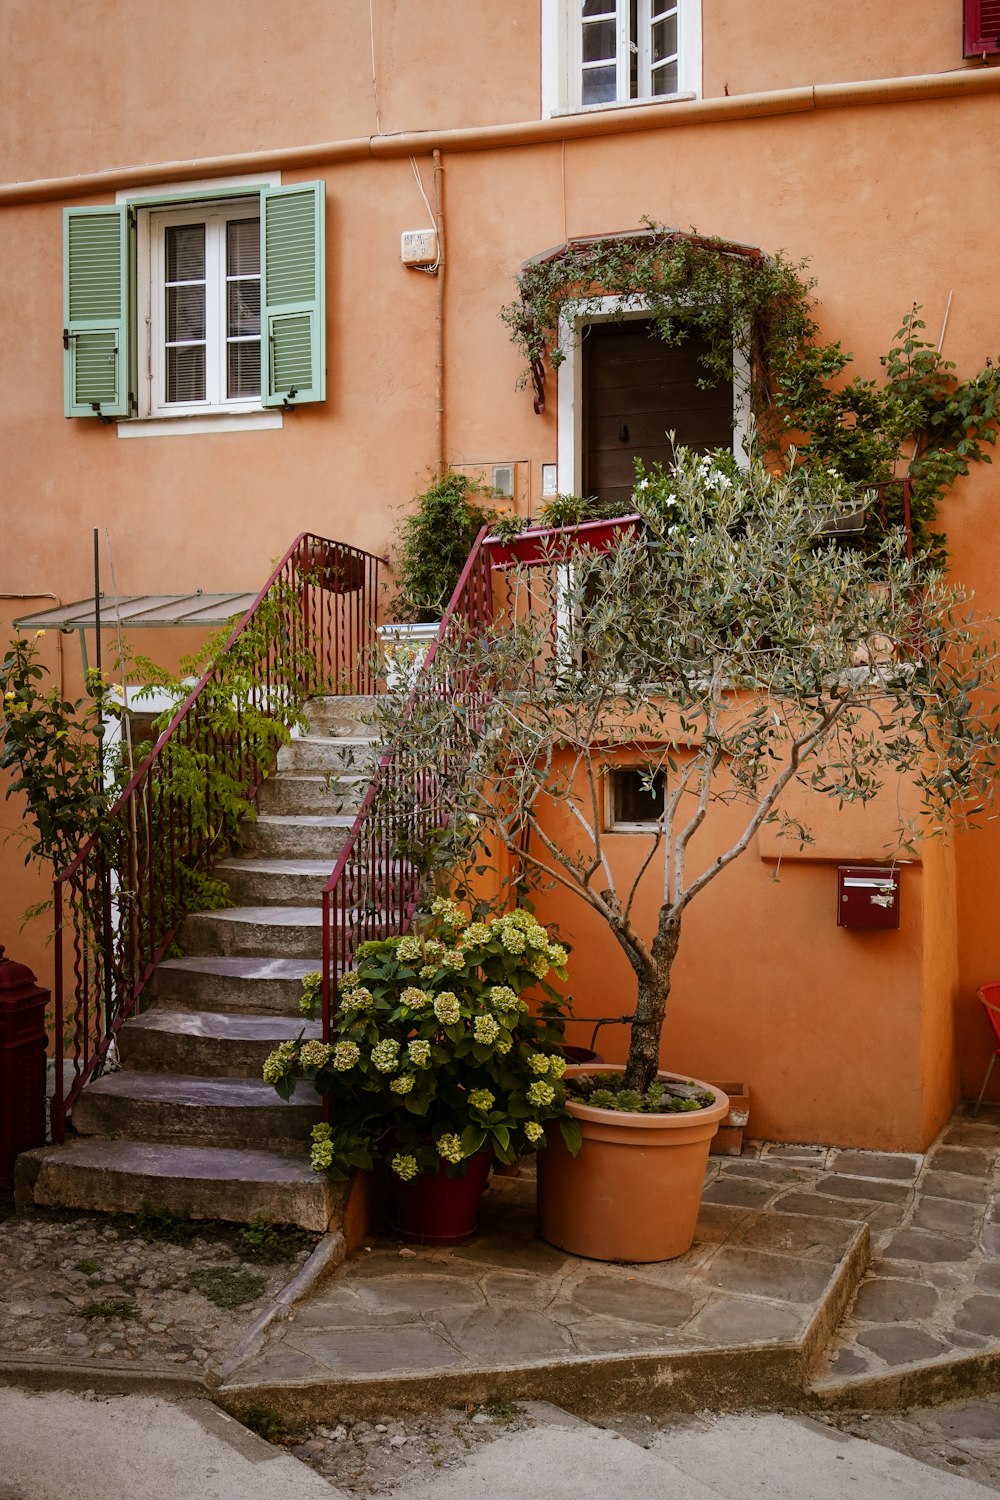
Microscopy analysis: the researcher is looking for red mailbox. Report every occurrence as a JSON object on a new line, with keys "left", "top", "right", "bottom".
{"left": 0, "top": 946, "right": 49, "bottom": 1188}
{"left": 837, "top": 865, "right": 900, "bottom": 930}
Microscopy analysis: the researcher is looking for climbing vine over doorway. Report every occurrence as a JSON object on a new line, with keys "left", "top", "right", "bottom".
{"left": 500, "top": 222, "right": 1000, "bottom": 562}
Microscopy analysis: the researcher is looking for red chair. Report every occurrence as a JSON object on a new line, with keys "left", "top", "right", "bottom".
{"left": 974, "top": 984, "right": 1000, "bottom": 1116}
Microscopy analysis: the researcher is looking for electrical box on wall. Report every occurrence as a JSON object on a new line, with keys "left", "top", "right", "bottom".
{"left": 837, "top": 865, "right": 900, "bottom": 930}
{"left": 401, "top": 229, "right": 438, "bottom": 267}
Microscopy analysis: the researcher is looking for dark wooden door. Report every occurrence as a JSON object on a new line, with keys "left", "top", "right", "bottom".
{"left": 583, "top": 319, "right": 734, "bottom": 509}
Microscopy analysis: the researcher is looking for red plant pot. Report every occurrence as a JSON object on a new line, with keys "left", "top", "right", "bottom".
{"left": 393, "top": 1149, "right": 494, "bottom": 1245}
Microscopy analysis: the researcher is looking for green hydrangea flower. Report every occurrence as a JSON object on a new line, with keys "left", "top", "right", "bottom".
{"left": 489, "top": 985, "right": 519, "bottom": 1012}
{"left": 524, "top": 1121, "right": 544, "bottom": 1144}
{"left": 401, "top": 986, "right": 431, "bottom": 1009}
{"left": 391, "top": 1153, "right": 419, "bottom": 1181}
{"left": 436, "top": 1133, "right": 464, "bottom": 1164}
{"left": 527, "top": 1080, "right": 555, "bottom": 1107}
{"left": 333, "top": 1040, "right": 360, "bottom": 1071}
{"left": 434, "top": 992, "right": 461, "bottom": 1025}
{"left": 396, "top": 935, "right": 422, "bottom": 962}
{"left": 473, "top": 1014, "right": 500, "bottom": 1045}
{"left": 548, "top": 1055, "right": 567, "bottom": 1079}
{"left": 341, "top": 986, "right": 373, "bottom": 1013}
{"left": 371, "top": 1038, "right": 401, "bottom": 1072}
{"left": 262, "top": 1040, "right": 298, "bottom": 1084}
{"left": 407, "top": 1039, "right": 432, "bottom": 1066}
{"left": 468, "top": 1088, "right": 495, "bottom": 1112}
{"left": 390, "top": 1072, "right": 415, "bottom": 1094}
{"left": 299, "top": 1040, "right": 333, "bottom": 1069}
{"left": 527, "top": 1053, "right": 549, "bottom": 1075}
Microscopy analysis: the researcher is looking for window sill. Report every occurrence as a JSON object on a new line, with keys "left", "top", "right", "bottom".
{"left": 116, "top": 410, "right": 283, "bottom": 440}
{"left": 547, "top": 91, "right": 697, "bottom": 120}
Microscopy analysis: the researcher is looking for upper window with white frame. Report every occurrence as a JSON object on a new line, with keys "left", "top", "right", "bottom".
{"left": 542, "top": 0, "right": 701, "bottom": 116}
{"left": 63, "top": 179, "right": 326, "bottom": 423}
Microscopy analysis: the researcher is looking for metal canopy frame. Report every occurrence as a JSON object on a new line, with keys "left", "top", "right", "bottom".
{"left": 13, "top": 591, "right": 257, "bottom": 675}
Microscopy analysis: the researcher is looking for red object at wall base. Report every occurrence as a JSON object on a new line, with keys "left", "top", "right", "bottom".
{"left": 0, "top": 947, "right": 49, "bottom": 1189}
{"left": 393, "top": 1150, "right": 494, "bottom": 1244}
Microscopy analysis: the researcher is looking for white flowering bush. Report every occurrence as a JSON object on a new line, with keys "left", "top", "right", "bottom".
{"left": 264, "top": 898, "right": 581, "bottom": 1181}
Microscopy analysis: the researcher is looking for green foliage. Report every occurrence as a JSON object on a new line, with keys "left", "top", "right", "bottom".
{"left": 74, "top": 1258, "right": 100, "bottom": 1274}
{"left": 366, "top": 447, "right": 1000, "bottom": 1094}
{"left": 0, "top": 635, "right": 115, "bottom": 884}
{"left": 266, "top": 899, "right": 577, "bottom": 1180}
{"left": 241, "top": 1404, "right": 284, "bottom": 1443}
{"left": 571, "top": 1073, "right": 714, "bottom": 1114}
{"left": 183, "top": 1267, "right": 267, "bottom": 1309}
{"left": 501, "top": 227, "right": 1000, "bottom": 556}
{"left": 236, "top": 1215, "right": 315, "bottom": 1264}
{"left": 124, "top": 1202, "right": 201, "bottom": 1244}
{"left": 501, "top": 223, "right": 814, "bottom": 398}
{"left": 81, "top": 1298, "right": 138, "bottom": 1320}
{"left": 392, "top": 472, "right": 497, "bottom": 623}
{"left": 772, "top": 306, "right": 1000, "bottom": 564}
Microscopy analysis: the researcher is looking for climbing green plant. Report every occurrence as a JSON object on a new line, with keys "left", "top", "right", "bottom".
{"left": 501, "top": 224, "right": 1000, "bottom": 560}
{"left": 391, "top": 471, "right": 498, "bottom": 623}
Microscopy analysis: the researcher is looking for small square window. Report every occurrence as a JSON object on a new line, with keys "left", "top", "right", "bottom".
{"left": 608, "top": 767, "right": 665, "bottom": 830}
{"left": 543, "top": 0, "right": 699, "bottom": 117}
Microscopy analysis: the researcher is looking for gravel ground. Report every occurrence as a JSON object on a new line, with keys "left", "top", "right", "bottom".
{"left": 0, "top": 1193, "right": 318, "bottom": 1379}
{"left": 270, "top": 1403, "right": 536, "bottom": 1494}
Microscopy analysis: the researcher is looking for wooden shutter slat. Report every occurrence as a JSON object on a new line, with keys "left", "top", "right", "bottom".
{"left": 261, "top": 181, "right": 326, "bottom": 406}
{"left": 63, "top": 206, "right": 130, "bottom": 418}
{"left": 964, "top": 0, "right": 1000, "bottom": 56}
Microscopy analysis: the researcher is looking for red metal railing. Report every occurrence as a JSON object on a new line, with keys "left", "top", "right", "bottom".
{"left": 319, "top": 515, "right": 637, "bottom": 1042}
{"left": 52, "top": 533, "right": 383, "bottom": 1138}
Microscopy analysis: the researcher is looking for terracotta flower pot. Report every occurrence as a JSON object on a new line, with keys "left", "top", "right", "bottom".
{"left": 393, "top": 1148, "right": 493, "bottom": 1245}
{"left": 537, "top": 1065, "right": 729, "bottom": 1262}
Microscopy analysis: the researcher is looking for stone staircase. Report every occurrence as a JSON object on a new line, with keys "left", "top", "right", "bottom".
{"left": 17, "top": 697, "right": 381, "bottom": 1231}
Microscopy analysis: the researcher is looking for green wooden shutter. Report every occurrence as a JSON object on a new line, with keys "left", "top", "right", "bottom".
{"left": 261, "top": 181, "right": 326, "bottom": 407}
{"left": 63, "top": 206, "right": 130, "bottom": 418}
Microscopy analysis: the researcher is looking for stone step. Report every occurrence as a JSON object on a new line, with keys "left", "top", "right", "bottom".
{"left": 119, "top": 1007, "right": 321, "bottom": 1077}
{"left": 71, "top": 1070, "right": 321, "bottom": 1150}
{"left": 277, "top": 736, "right": 381, "bottom": 775}
{"left": 302, "top": 694, "right": 378, "bottom": 737}
{"left": 149, "top": 956, "right": 320, "bottom": 1016}
{"left": 257, "top": 773, "right": 369, "bottom": 817}
{"left": 239, "top": 812, "right": 356, "bottom": 860}
{"left": 19, "top": 1137, "right": 337, "bottom": 1230}
{"left": 178, "top": 904, "right": 326, "bottom": 960}
{"left": 215, "top": 856, "right": 333, "bottom": 907}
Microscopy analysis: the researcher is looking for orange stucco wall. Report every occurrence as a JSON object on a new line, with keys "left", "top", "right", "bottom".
{"left": 2, "top": 3, "right": 999, "bottom": 1146}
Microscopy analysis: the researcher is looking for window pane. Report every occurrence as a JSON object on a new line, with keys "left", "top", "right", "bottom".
{"left": 650, "top": 0, "right": 677, "bottom": 19}
{"left": 582, "top": 18, "right": 616, "bottom": 61}
{"left": 228, "top": 278, "right": 260, "bottom": 338}
{"left": 166, "top": 283, "right": 205, "bottom": 342}
{"left": 582, "top": 64, "right": 617, "bottom": 104}
{"left": 652, "top": 14, "right": 678, "bottom": 63}
{"left": 166, "top": 223, "right": 205, "bottom": 283}
{"left": 228, "top": 340, "right": 261, "bottom": 399}
{"left": 227, "top": 217, "right": 260, "bottom": 277}
{"left": 612, "top": 770, "right": 665, "bottom": 825}
{"left": 651, "top": 56, "right": 678, "bottom": 94}
{"left": 166, "top": 345, "right": 206, "bottom": 403}
{"left": 582, "top": 0, "right": 614, "bottom": 16}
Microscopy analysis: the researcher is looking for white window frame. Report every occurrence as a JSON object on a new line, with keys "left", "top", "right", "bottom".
{"left": 542, "top": 0, "right": 702, "bottom": 118}
{"left": 115, "top": 172, "right": 283, "bottom": 437}
{"left": 556, "top": 295, "right": 751, "bottom": 498}
{"left": 144, "top": 199, "right": 261, "bottom": 419}
{"left": 605, "top": 765, "right": 667, "bottom": 833}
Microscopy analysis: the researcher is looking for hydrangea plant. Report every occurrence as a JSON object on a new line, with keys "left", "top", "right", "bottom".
{"left": 263, "top": 899, "right": 581, "bottom": 1181}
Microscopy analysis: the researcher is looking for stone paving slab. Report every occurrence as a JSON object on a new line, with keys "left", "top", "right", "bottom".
{"left": 814, "top": 1104, "right": 1000, "bottom": 1398}
{"left": 221, "top": 1151, "right": 871, "bottom": 1417}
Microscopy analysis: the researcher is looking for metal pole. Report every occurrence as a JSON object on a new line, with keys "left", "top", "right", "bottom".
{"left": 93, "top": 530, "right": 113, "bottom": 1045}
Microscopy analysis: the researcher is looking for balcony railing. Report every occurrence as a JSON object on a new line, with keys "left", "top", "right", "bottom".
{"left": 51, "top": 533, "right": 383, "bottom": 1139}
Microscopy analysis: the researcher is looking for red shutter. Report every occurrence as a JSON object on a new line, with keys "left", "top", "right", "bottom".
{"left": 965, "top": 0, "right": 1000, "bottom": 56}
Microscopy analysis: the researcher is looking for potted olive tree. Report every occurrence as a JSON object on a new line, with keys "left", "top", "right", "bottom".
{"left": 369, "top": 449, "right": 1000, "bottom": 1261}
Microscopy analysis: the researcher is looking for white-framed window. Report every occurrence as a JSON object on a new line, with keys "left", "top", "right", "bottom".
{"left": 542, "top": 0, "right": 701, "bottom": 117}
{"left": 144, "top": 199, "right": 262, "bottom": 417}
{"left": 63, "top": 176, "right": 326, "bottom": 426}
{"left": 606, "top": 767, "right": 666, "bottom": 831}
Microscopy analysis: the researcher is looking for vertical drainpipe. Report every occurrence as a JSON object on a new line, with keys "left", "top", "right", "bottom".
{"left": 433, "top": 148, "right": 446, "bottom": 481}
